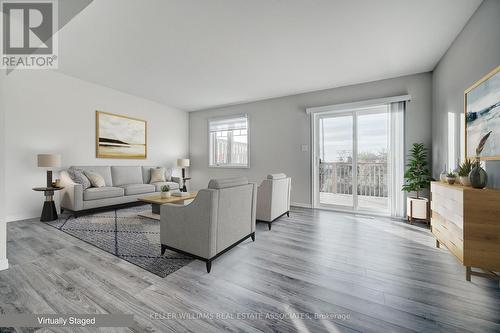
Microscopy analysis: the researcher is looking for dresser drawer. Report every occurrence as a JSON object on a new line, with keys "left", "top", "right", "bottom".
{"left": 431, "top": 184, "right": 464, "bottom": 229}
{"left": 432, "top": 211, "right": 464, "bottom": 262}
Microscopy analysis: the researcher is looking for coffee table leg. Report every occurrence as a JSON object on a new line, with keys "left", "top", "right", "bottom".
{"left": 152, "top": 203, "right": 161, "bottom": 215}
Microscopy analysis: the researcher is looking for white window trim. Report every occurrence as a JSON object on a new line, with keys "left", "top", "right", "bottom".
{"left": 306, "top": 94, "right": 411, "bottom": 115}
{"left": 207, "top": 114, "right": 250, "bottom": 169}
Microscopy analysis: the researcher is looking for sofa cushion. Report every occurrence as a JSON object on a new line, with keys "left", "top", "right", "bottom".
{"left": 267, "top": 173, "right": 287, "bottom": 180}
{"left": 120, "top": 184, "right": 155, "bottom": 196}
{"left": 142, "top": 166, "right": 172, "bottom": 183}
{"left": 111, "top": 166, "right": 143, "bottom": 187}
{"left": 208, "top": 177, "right": 248, "bottom": 189}
{"left": 83, "top": 187, "right": 125, "bottom": 201}
{"left": 84, "top": 170, "right": 106, "bottom": 188}
{"left": 72, "top": 166, "right": 113, "bottom": 186}
{"left": 151, "top": 181, "right": 180, "bottom": 192}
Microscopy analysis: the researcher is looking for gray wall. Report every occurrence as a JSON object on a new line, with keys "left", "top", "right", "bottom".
{"left": 189, "top": 72, "right": 432, "bottom": 206}
{"left": 4, "top": 70, "right": 189, "bottom": 221}
{"left": 432, "top": 0, "right": 500, "bottom": 187}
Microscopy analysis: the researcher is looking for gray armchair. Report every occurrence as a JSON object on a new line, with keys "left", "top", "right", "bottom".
{"left": 256, "top": 173, "right": 291, "bottom": 230}
{"left": 160, "top": 177, "right": 257, "bottom": 273}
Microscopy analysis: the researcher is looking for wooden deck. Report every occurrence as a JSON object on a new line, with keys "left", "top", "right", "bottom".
{"left": 320, "top": 192, "right": 388, "bottom": 212}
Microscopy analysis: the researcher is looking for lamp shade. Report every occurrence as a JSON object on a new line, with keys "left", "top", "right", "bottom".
{"left": 37, "top": 154, "right": 61, "bottom": 168}
{"left": 177, "top": 158, "right": 190, "bottom": 167}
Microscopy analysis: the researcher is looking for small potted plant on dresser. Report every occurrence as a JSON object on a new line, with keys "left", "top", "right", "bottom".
{"left": 161, "top": 185, "right": 171, "bottom": 199}
{"left": 402, "top": 143, "right": 431, "bottom": 224}
{"left": 458, "top": 159, "right": 473, "bottom": 186}
{"left": 446, "top": 172, "right": 457, "bottom": 185}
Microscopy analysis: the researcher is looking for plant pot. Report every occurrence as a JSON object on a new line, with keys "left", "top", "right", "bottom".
{"left": 407, "top": 197, "right": 428, "bottom": 221}
{"left": 161, "top": 192, "right": 171, "bottom": 199}
{"left": 446, "top": 177, "right": 456, "bottom": 185}
{"left": 469, "top": 165, "right": 488, "bottom": 189}
{"left": 459, "top": 176, "right": 471, "bottom": 186}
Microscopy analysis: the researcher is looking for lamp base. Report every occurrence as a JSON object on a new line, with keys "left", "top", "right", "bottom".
{"left": 46, "top": 170, "right": 53, "bottom": 188}
{"left": 181, "top": 168, "right": 187, "bottom": 192}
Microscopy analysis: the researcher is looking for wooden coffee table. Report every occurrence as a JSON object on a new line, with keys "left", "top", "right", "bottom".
{"left": 138, "top": 192, "right": 197, "bottom": 220}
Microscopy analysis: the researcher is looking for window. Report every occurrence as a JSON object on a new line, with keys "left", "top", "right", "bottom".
{"left": 209, "top": 115, "right": 249, "bottom": 167}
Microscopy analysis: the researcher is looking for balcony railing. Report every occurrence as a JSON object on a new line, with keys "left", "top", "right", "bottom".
{"left": 319, "top": 161, "right": 388, "bottom": 197}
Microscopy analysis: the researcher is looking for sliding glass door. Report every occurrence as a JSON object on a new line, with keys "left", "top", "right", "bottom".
{"left": 318, "top": 114, "right": 354, "bottom": 208}
{"left": 356, "top": 109, "right": 389, "bottom": 212}
{"left": 315, "top": 105, "right": 390, "bottom": 214}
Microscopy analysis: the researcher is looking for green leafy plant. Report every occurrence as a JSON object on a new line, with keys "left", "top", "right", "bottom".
{"left": 458, "top": 159, "right": 473, "bottom": 177}
{"left": 446, "top": 172, "right": 456, "bottom": 178}
{"left": 402, "top": 143, "right": 430, "bottom": 199}
{"left": 161, "top": 185, "right": 170, "bottom": 192}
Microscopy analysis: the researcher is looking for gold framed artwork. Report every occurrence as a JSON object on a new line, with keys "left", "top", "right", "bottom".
{"left": 465, "top": 65, "right": 500, "bottom": 161}
{"left": 96, "top": 111, "right": 147, "bottom": 159}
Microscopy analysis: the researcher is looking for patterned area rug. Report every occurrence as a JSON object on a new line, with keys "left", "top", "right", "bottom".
{"left": 47, "top": 205, "right": 193, "bottom": 278}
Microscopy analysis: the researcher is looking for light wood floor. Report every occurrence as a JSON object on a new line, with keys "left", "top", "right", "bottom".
{"left": 1, "top": 208, "right": 500, "bottom": 332}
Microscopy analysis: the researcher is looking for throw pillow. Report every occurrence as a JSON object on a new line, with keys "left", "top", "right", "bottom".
{"left": 67, "top": 168, "right": 91, "bottom": 190}
{"left": 165, "top": 168, "right": 172, "bottom": 181}
{"left": 150, "top": 167, "right": 166, "bottom": 183}
{"left": 84, "top": 170, "right": 106, "bottom": 187}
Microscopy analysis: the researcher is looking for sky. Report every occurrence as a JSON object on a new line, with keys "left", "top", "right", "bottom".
{"left": 320, "top": 106, "right": 389, "bottom": 162}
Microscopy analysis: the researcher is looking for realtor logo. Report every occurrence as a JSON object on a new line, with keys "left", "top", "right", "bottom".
{"left": 1, "top": 0, "right": 58, "bottom": 69}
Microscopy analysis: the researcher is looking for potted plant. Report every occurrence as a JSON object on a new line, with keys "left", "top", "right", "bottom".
{"left": 446, "top": 172, "right": 457, "bottom": 185}
{"left": 457, "top": 159, "right": 473, "bottom": 186}
{"left": 160, "top": 185, "right": 171, "bottom": 199}
{"left": 402, "top": 143, "right": 431, "bottom": 223}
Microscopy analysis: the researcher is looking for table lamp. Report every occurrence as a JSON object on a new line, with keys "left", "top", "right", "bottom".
{"left": 177, "top": 158, "right": 190, "bottom": 192}
{"left": 37, "top": 154, "right": 61, "bottom": 187}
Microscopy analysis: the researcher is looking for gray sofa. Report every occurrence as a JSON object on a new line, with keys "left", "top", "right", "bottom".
{"left": 160, "top": 177, "right": 257, "bottom": 273}
{"left": 59, "top": 166, "right": 181, "bottom": 213}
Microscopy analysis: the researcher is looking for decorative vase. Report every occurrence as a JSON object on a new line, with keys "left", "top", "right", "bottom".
{"left": 161, "top": 192, "right": 171, "bottom": 199}
{"left": 459, "top": 176, "right": 471, "bottom": 187}
{"left": 469, "top": 165, "right": 488, "bottom": 189}
{"left": 440, "top": 165, "right": 447, "bottom": 182}
{"left": 453, "top": 159, "right": 461, "bottom": 174}
{"left": 446, "top": 177, "right": 456, "bottom": 185}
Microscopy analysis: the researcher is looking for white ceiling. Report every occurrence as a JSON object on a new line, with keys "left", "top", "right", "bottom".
{"left": 56, "top": 0, "right": 482, "bottom": 111}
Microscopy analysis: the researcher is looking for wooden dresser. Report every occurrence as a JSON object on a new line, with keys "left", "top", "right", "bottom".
{"left": 430, "top": 181, "right": 500, "bottom": 283}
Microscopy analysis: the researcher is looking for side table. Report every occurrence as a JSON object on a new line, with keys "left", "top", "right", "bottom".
{"left": 32, "top": 187, "right": 64, "bottom": 222}
{"left": 182, "top": 177, "right": 192, "bottom": 192}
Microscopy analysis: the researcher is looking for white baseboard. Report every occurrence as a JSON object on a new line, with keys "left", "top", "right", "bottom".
{"left": 6, "top": 212, "right": 38, "bottom": 223}
{"left": 291, "top": 202, "right": 312, "bottom": 209}
{"left": 0, "top": 258, "right": 8, "bottom": 271}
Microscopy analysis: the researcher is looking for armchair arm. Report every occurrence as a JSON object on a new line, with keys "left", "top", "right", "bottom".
{"left": 171, "top": 176, "right": 182, "bottom": 187}
{"left": 59, "top": 170, "right": 83, "bottom": 211}
{"left": 256, "top": 180, "right": 272, "bottom": 222}
{"left": 160, "top": 189, "right": 218, "bottom": 259}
